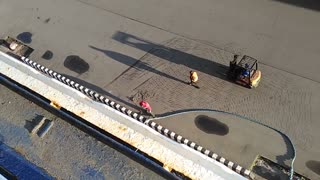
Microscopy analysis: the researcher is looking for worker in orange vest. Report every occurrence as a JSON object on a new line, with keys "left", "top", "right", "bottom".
{"left": 189, "top": 71, "right": 199, "bottom": 87}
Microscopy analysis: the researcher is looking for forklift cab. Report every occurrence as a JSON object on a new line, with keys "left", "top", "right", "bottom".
{"left": 228, "top": 55, "right": 261, "bottom": 88}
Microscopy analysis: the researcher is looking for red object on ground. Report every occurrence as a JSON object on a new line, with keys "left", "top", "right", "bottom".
{"left": 139, "top": 101, "right": 152, "bottom": 112}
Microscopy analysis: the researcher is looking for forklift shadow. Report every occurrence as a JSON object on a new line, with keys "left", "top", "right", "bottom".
{"left": 109, "top": 31, "right": 230, "bottom": 82}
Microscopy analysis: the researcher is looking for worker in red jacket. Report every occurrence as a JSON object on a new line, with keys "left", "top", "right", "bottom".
{"left": 139, "top": 100, "right": 155, "bottom": 118}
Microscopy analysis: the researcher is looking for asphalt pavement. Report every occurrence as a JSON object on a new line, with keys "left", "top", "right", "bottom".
{"left": 0, "top": 0, "right": 320, "bottom": 179}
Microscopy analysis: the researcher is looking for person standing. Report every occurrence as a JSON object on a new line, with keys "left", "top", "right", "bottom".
{"left": 189, "top": 71, "right": 199, "bottom": 88}
{"left": 139, "top": 100, "right": 155, "bottom": 118}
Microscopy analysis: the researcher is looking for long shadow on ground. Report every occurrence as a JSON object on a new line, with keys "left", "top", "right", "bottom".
{"left": 89, "top": 46, "right": 189, "bottom": 85}
{"left": 112, "top": 31, "right": 229, "bottom": 79}
{"left": 306, "top": 160, "right": 320, "bottom": 176}
{"left": 61, "top": 74, "right": 141, "bottom": 111}
{"left": 91, "top": 31, "right": 230, "bottom": 83}
{"left": 273, "top": 0, "right": 320, "bottom": 12}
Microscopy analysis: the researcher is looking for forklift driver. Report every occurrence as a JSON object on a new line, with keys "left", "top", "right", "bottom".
{"left": 241, "top": 64, "right": 250, "bottom": 78}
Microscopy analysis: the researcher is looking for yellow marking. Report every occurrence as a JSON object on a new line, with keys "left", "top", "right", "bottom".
{"left": 251, "top": 70, "right": 261, "bottom": 87}
{"left": 163, "top": 164, "right": 173, "bottom": 172}
{"left": 50, "top": 101, "right": 61, "bottom": 109}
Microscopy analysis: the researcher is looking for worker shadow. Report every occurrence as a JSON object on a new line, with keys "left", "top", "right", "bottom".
{"left": 61, "top": 74, "right": 141, "bottom": 111}
{"left": 110, "top": 31, "right": 230, "bottom": 80}
{"left": 89, "top": 46, "right": 190, "bottom": 85}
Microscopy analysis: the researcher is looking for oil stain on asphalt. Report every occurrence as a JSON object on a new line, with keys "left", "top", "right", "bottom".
{"left": 195, "top": 115, "right": 229, "bottom": 135}
{"left": 41, "top": 50, "right": 53, "bottom": 60}
{"left": 16, "top": 32, "right": 33, "bottom": 44}
{"left": 64, "top": 55, "right": 89, "bottom": 74}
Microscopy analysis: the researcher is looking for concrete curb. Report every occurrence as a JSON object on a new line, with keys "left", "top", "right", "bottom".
{"left": 20, "top": 56, "right": 252, "bottom": 178}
